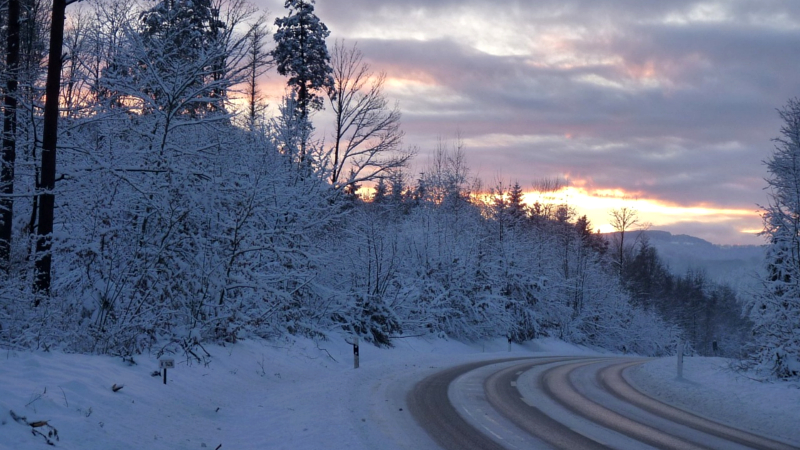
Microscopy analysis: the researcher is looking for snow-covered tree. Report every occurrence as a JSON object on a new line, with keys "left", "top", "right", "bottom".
{"left": 0, "top": 0, "right": 682, "bottom": 355}
{"left": 330, "top": 207, "right": 403, "bottom": 346}
{"left": 746, "top": 98, "right": 800, "bottom": 378}
{"left": 271, "top": 0, "right": 333, "bottom": 123}
{"left": 35, "top": 0, "right": 83, "bottom": 294}
{"left": 133, "top": 0, "right": 252, "bottom": 117}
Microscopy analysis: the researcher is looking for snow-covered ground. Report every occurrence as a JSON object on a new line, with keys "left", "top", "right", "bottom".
{"left": 1, "top": 337, "right": 798, "bottom": 450}
{"left": 625, "top": 355, "right": 800, "bottom": 445}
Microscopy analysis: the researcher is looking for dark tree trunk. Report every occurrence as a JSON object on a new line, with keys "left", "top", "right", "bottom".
{"left": 34, "top": 0, "right": 68, "bottom": 295}
{"left": 298, "top": 10, "right": 308, "bottom": 163}
{"left": 1, "top": 0, "right": 21, "bottom": 270}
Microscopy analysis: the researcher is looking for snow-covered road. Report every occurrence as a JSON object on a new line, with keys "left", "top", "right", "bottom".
{"left": 409, "top": 356, "right": 799, "bottom": 449}
{"left": 2, "top": 337, "right": 799, "bottom": 449}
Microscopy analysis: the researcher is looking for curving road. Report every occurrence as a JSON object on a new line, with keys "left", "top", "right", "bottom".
{"left": 407, "top": 357, "right": 800, "bottom": 450}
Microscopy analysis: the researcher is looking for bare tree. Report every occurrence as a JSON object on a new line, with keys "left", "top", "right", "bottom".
{"left": 527, "top": 177, "right": 565, "bottom": 222}
{"left": 61, "top": 8, "right": 91, "bottom": 117}
{"left": 609, "top": 206, "right": 640, "bottom": 277}
{"left": 244, "top": 17, "right": 271, "bottom": 130}
{"left": 327, "top": 40, "right": 411, "bottom": 190}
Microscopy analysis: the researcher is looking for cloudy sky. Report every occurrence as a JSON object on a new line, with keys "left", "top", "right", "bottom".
{"left": 256, "top": 0, "right": 800, "bottom": 245}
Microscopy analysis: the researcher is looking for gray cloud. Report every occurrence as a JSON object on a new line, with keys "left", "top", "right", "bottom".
{"left": 257, "top": 0, "right": 800, "bottom": 243}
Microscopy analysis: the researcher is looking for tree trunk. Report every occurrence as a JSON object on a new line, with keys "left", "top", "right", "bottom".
{"left": 34, "top": 0, "right": 67, "bottom": 295}
{"left": 1, "top": 0, "right": 21, "bottom": 270}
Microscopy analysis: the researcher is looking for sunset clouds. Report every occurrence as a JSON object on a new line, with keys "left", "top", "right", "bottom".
{"left": 256, "top": 0, "right": 800, "bottom": 244}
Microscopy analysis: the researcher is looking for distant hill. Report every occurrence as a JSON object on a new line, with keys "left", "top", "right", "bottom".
{"left": 603, "top": 230, "right": 765, "bottom": 290}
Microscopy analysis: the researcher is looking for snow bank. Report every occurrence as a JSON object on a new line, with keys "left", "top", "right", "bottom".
{"left": 626, "top": 356, "right": 800, "bottom": 445}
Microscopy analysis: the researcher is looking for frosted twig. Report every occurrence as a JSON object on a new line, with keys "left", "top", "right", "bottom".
{"left": 59, "top": 387, "right": 68, "bottom": 407}
{"left": 25, "top": 392, "right": 43, "bottom": 407}
{"left": 315, "top": 341, "right": 338, "bottom": 363}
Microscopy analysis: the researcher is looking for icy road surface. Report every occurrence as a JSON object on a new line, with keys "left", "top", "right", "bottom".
{"left": 409, "top": 357, "right": 798, "bottom": 449}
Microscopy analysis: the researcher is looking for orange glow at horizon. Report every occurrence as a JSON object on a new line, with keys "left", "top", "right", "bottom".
{"left": 357, "top": 183, "right": 761, "bottom": 243}
{"left": 520, "top": 186, "right": 760, "bottom": 237}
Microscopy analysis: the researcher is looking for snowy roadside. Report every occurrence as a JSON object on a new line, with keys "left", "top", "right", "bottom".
{"left": 0, "top": 337, "right": 589, "bottom": 450}
{"left": 2, "top": 338, "right": 798, "bottom": 450}
{"left": 626, "top": 356, "right": 800, "bottom": 446}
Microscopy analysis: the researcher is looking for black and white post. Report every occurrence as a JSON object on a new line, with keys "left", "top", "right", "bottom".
{"left": 353, "top": 337, "right": 359, "bottom": 369}
{"left": 160, "top": 358, "right": 175, "bottom": 385}
{"left": 346, "top": 336, "right": 359, "bottom": 369}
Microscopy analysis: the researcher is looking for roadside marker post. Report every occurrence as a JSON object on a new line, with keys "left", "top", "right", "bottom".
{"left": 677, "top": 340, "right": 684, "bottom": 379}
{"left": 354, "top": 338, "right": 359, "bottom": 369}
{"left": 160, "top": 358, "right": 175, "bottom": 385}
{"left": 346, "top": 336, "right": 359, "bottom": 369}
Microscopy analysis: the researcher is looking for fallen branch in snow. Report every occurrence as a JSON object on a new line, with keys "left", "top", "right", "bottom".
{"left": 9, "top": 410, "right": 59, "bottom": 446}
{"left": 9, "top": 410, "right": 27, "bottom": 425}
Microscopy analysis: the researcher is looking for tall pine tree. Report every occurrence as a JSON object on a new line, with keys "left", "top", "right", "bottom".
{"left": 271, "top": 0, "right": 333, "bottom": 161}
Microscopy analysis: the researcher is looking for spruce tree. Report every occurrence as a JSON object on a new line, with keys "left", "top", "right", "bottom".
{"left": 271, "top": 0, "right": 333, "bottom": 125}
{"left": 748, "top": 98, "right": 800, "bottom": 378}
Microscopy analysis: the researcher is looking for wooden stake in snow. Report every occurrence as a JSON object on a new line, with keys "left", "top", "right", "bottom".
{"left": 160, "top": 359, "right": 175, "bottom": 385}
{"left": 677, "top": 340, "right": 684, "bottom": 379}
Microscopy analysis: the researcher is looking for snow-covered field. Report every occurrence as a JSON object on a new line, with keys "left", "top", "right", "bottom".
{"left": 1, "top": 337, "right": 798, "bottom": 450}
